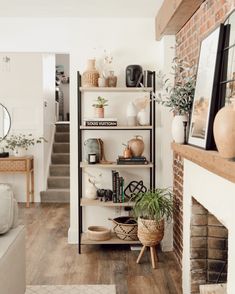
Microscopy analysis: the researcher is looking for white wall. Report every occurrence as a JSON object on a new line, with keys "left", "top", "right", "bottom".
{"left": 0, "top": 17, "right": 173, "bottom": 243}
{"left": 0, "top": 53, "right": 44, "bottom": 202}
{"left": 56, "top": 54, "right": 69, "bottom": 120}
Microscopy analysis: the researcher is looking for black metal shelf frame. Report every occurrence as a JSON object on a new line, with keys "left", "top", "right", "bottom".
{"left": 77, "top": 71, "right": 156, "bottom": 254}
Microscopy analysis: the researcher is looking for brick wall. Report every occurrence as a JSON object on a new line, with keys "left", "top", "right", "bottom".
{"left": 173, "top": 0, "right": 235, "bottom": 268}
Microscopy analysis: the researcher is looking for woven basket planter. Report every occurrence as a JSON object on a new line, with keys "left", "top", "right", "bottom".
{"left": 137, "top": 218, "right": 164, "bottom": 246}
{"left": 109, "top": 216, "right": 138, "bottom": 241}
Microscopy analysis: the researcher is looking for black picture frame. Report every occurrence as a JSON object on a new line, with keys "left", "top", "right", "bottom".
{"left": 188, "top": 24, "right": 225, "bottom": 150}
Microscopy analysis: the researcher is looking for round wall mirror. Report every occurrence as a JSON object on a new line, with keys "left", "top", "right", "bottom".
{"left": 0, "top": 103, "right": 11, "bottom": 141}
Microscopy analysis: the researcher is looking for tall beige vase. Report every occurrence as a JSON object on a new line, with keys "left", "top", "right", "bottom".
{"left": 213, "top": 103, "right": 235, "bottom": 159}
{"left": 82, "top": 59, "right": 99, "bottom": 87}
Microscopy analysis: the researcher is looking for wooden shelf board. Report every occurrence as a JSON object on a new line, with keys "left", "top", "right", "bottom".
{"left": 81, "top": 198, "right": 134, "bottom": 207}
{"left": 80, "top": 162, "right": 153, "bottom": 169}
{"left": 172, "top": 142, "right": 235, "bottom": 184}
{"left": 79, "top": 87, "right": 152, "bottom": 92}
{"left": 80, "top": 125, "right": 153, "bottom": 130}
{"left": 81, "top": 232, "right": 141, "bottom": 245}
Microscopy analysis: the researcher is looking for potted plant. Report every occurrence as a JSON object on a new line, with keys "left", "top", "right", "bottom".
{"left": 131, "top": 188, "right": 173, "bottom": 247}
{"left": 92, "top": 96, "right": 108, "bottom": 118}
{"left": 4, "top": 134, "right": 46, "bottom": 156}
{"left": 157, "top": 58, "right": 196, "bottom": 143}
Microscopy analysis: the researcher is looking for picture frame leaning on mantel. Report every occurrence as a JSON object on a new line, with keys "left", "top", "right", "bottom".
{"left": 188, "top": 24, "right": 225, "bottom": 150}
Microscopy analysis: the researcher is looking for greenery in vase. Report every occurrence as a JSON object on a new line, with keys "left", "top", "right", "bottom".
{"left": 4, "top": 134, "right": 46, "bottom": 151}
{"left": 131, "top": 188, "right": 173, "bottom": 222}
{"left": 157, "top": 58, "right": 196, "bottom": 115}
{"left": 92, "top": 96, "right": 108, "bottom": 108}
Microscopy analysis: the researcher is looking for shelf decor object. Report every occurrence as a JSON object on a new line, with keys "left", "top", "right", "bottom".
{"left": 188, "top": 24, "right": 225, "bottom": 149}
{"left": 82, "top": 59, "right": 99, "bottom": 87}
{"left": 77, "top": 70, "right": 156, "bottom": 253}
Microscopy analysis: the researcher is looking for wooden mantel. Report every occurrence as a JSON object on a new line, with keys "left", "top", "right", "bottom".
{"left": 155, "top": 0, "right": 204, "bottom": 40}
{"left": 172, "top": 142, "right": 235, "bottom": 184}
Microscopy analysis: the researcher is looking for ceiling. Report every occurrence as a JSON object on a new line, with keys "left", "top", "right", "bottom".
{"left": 0, "top": 0, "right": 164, "bottom": 18}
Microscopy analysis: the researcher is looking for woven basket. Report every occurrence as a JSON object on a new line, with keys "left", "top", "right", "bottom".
{"left": 109, "top": 216, "right": 138, "bottom": 241}
{"left": 138, "top": 218, "right": 164, "bottom": 246}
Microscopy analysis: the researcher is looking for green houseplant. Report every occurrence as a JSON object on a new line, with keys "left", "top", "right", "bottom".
{"left": 92, "top": 96, "right": 108, "bottom": 118}
{"left": 131, "top": 188, "right": 173, "bottom": 247}
{"left": 4, "top": 134, "right": 46, "bottom": 156}
{"left": 157, "top": 58, "right": 196, "bottom": 143}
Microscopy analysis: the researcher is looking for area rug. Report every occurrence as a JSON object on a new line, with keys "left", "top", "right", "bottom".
{"left": 26, "top": 285, "right": 116, "bottom": 294}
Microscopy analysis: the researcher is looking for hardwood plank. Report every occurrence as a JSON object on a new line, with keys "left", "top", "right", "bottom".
{"left": 172, "top": 142, "right": 235, "bottom": 184}
{"left": 81, "top": 232, "right": 141, "bottom": 245}
{"left": 155, "top": 0, "right": 204, "bottom": 40}
{"left": 19, "top": 203, "right": 182, "bottom": 294}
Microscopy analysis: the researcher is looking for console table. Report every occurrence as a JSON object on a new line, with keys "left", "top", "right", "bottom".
{"left": 0, "top": 156, "right": 34, "bottom": 208}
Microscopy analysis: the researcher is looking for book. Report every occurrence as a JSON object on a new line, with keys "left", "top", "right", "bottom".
{"left": 118, "top": 156, "right": 147, "bottom": 162}
{"left": 85, "top": 121, "right": 117, "bottom": 127}
{"left": 117, "top": 156, "right": 148, "bottom": 165}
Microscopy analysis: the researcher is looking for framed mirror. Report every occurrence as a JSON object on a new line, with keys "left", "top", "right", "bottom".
{"left": 0, "top": 103, "right": 11, "bottom": 141}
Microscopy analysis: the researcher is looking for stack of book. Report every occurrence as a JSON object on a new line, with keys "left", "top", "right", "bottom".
{"left": 112, "top": 170, "right": 125, "bottom": 203}
{"left": 117, "top": 156, "right": 148, "bottom": 165}
{"left": 83, "top": 118, "right": 117, "bottom": 127}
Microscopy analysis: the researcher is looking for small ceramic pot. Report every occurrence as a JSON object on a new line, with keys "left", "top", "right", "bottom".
{"left": 123, "top": 147, "right": 132, "bottom": 158}
{"left": 137, "top": 109, "right": 149, "bottom": 126}
{"left": 98, "top": 77, "right": 107, "bottom": 87}
{"left": 14, "top": 148, "right": 26, "bottom": 157}
{"left": 95, "top": 107, "right": 104, "bottom": 118}
{"left": 85, "top": 183, "right": 97, "bottom": 200}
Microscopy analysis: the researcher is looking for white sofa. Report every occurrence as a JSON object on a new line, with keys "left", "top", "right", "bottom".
{"left": 0, "top": 184, "right": 26, "bottom": 294}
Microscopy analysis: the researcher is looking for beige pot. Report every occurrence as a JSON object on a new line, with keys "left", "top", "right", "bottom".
{"left": 213, "top": 103, "right": 235, "bottom": 159}
{"left": 82, "top": 59, "right": 99, "bottom": 87}
{"left": 137, "top": 218, "right": 164, "bottom": 247}
{"left": 128, "top": 135, "right": 144, "bottom": 157}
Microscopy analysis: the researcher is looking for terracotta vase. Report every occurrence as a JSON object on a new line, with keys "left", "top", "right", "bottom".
{"left": 95, "top": 107, "right": 104, "bottom": 118}
{"left": 82, "top": 59, "right": 99, "bottom": 87}
{"left": 128, "top": 136, "right": 144, "bottom": 157}
{"left": 213, "top": 103, "right": 235, "bottom": 159}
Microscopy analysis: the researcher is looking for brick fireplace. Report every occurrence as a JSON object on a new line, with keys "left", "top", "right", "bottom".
{"left": 190, "top": 198, "right": 228, "bottom": 293}
{"left": 171, "top": 143, "right": 235, "bottom": 293}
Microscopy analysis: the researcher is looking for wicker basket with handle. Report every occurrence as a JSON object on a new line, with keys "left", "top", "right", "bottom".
{"left": 137, "top": 218, "right": 164, "bottom": 246}
{"left": 109, "top": 216, "right": 138, "bottom": 241}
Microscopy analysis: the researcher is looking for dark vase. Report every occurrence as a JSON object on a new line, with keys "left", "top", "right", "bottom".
{"left": 126, "top": 65, "right": 143, "bottom": 87}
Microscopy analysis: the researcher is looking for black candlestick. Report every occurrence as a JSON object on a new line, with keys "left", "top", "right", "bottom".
{"left": 183, "top": 121, "right": 188, "bottom": 144}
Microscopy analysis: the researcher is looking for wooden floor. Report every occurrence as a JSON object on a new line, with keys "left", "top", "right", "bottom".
{"left": 19, "top": 203, "right": 182, "bottom": 294}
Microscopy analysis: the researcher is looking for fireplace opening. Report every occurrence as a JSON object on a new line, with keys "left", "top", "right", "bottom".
{"left": 190, "top": 198, "right": 228, "bottom": 294}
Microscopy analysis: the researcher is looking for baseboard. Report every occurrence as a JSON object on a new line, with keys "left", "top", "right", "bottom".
{"left": 68, "top": 227, "right": 78, "bottom": 244}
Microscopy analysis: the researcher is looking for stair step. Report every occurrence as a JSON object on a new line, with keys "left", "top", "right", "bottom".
{"left": 53, "top": 143, "right": 70, "bottom": 153}
{"left": 51, "top": 153, "right": 70, "bottom": 164}
{"left": 48, "top": 176, "right": 70, "bottom": 189}
{"left": 50, "top": 164, "right": 70, "bottom": 176}
{"left": 55, "top": 132, "right": 70, "bottom": 143}
{"left": 56, "top": 124, "right": 70, "bottom": 133}
{"left": 40, "top": 189, "right": 70, "bottom": 203}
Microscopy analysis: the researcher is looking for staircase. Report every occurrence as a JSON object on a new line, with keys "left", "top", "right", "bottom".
{"left": 40, "top": 123, "right": 70, "bottom": 203}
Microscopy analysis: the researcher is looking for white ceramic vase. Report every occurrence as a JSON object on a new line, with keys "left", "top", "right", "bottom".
{"left": 14, "top": 148, "right": 26, "bottom": 157}
{"left": 171, "top": 115, "right": 188, "bottom": 144}
{"left": 137, "top": 109, "right": 149, "bottom": 126}
{"left": 85, "top": 183, "right": 97, "bottom": 200}
{"left": 126, "top": 102, "right": 137, "bottom": 126}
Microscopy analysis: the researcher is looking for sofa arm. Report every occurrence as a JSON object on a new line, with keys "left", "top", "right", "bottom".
{"left": 0, "top": 225, "right": 26, "bottom": 294}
